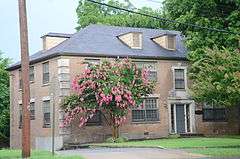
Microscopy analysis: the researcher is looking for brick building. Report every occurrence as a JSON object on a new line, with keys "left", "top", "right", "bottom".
{"left": 7, "top": 24, "right": 239, "bottom": 150}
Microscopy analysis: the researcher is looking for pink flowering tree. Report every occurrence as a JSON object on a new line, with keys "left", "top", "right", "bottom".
{"left": 61, "top": 59, "right": 155, "bottom": 140}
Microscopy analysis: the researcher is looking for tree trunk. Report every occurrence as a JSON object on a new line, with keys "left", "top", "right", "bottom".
{"left": 112, "top": 126, "right": 119, "bottom": 141}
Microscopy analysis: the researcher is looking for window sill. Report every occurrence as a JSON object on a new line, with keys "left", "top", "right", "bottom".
{"left": 174, "top": 89, "right": 186, "bottom": 91}
{"left": 42, "top": 83, "right": 50, "bottom": 87}
{"left": 132, "top": 121, "right": 160, "bottom": 124}
{"left": 43, "top": 125, "right": 51, "bottom": 128}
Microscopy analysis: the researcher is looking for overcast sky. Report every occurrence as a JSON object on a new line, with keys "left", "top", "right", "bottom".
{"left": 0, "top": 0, "right": 162, "bottom": 62}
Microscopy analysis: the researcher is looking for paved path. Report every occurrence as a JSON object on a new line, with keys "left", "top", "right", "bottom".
{"left": 57, "top": 147, "right": 209, "bottom": 159}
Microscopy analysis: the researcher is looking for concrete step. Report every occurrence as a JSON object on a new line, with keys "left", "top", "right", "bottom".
{"left": 180, "top": 133, "right": 204, "bottom": 138}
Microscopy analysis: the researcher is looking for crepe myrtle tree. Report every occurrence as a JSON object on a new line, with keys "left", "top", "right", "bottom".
{"left": 60, "top": 58, "right": 155, "bottom": 140}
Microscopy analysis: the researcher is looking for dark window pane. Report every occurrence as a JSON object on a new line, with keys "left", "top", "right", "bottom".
{"left": 43, "top": 113, "right": 51, "bottom": 128}
{"left": 146, "top": 110, "right": 159, "bottom": 121}
{"left": 132, "top": 110, "right": 145, "bottom": 122}
{"left": 203, "top": 109, "right": 214, "bottom": 121}
{"left": 174, "top": 69, "right": 185, "bottom": 89}
{"left": 43, "top": 62, "right": 49, "bottom": 84}
{"left": 215, "top": 109, "right": 226, "bottom": 121}
{"left": 43, "top": 100, "right": 51, "bottom": 128}
{"left": 43, "top": 73, "right": 49, "bottom": 84}
{"left": 175, "top": 79, "right": 185, "bottom": 89}
{"left": 148, "top": 71, "right": 157, "bottom": 81}
{"left": 30, "top": 103, "right": 35, "bottom": 120}
{"left": 87, "top": 111, "right": 101, "bottom": 126}
{"left": 29, "top": 66, "right": 34, "bottom": 82}
{"left": 145, "top": 98, "right": 157, "bottom": 109}
{"left": 171, "top": 104, "right": 175, "bottom": 133}
{"left": 203, "top": 108, "right": 226, "bottom": 122}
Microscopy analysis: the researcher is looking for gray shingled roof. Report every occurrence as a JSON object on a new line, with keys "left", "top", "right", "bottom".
{"left": 7, "top": 24, "right": 187, "bottom": 71}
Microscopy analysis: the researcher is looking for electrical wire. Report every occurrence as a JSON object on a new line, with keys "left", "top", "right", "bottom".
{"left": 86, "top": 0, "right": 240, "bottom": 35}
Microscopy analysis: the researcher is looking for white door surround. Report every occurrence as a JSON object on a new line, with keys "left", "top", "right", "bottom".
{"left": 168, "top": 100, "right": 196, "bottom": 134}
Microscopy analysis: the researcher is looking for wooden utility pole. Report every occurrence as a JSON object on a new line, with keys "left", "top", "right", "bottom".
{"left": 18, "top": 0, "right": 31, "bottom": 158}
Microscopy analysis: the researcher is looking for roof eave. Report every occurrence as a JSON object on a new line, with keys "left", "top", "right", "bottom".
{"left": 6, "top": 52, "right": 188, "bottom": 71}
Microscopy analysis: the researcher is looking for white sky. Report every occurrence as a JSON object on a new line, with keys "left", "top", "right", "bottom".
{"left": 0, "top": 0, "right": 162, "bottom": 62}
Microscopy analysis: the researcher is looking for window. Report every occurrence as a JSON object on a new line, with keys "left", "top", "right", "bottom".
{"left": 135, "top": 62, "right": 157, "bottom": 81}
{"left": 170, "top": 104, "right": 175, "bottom": 133}
{"left": 19, "top": 70, "right": 22, "bottom": 89}
{"left": 42, "top": 62, "right": 49, "bottom": 84}
{"left": 167, "top": 35, "right": 176, "bottom": 50}
{"left": 132, "top": 97, "right": 159, "bottom": 122}
{"left": 19, "top": 67, "right": 34, "bottom": 88}
{"left": 85, "top": 59, "right": 100, "bottom": 69}
{"left": 86, "top": 110, "right": 102, "bottom": 126}
{"left": 132, "top": 33, "right": 141, "bottom": 48}
{"left": 43, "top": 100, "right": 51, "bottom": 128}
{"left": 19, "top": 104, "right": 22, "bottom": 129}
{"left": 30, "top": 102, "right": 35, "bottom": 120}
{"left": 29, "top": 66, "right": 34, "bottom": 82}
{"left": 174, "top": 69, "right": 185, "bottom": 89}
{"left": 203, "top": 103, "right": 226, "bottom": 122}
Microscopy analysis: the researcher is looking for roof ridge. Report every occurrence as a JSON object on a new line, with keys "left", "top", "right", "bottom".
{"left": 87, "top": 23, "right": 181, "bottom": 33}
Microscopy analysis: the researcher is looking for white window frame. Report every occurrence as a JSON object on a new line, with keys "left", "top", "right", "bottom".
{"left": 42, "top": 99, "right": 51, "bottom": 128}
{"left": 134, "top": 61, "right": 158, "bottom": 81}
{"left": 132, "top": 95, "right": 160, "bottom": 123}
{"left": 172, "top": 66, "right": 187, "bottom": 90}
{"left": 42, "top": 62, "right": 50, "bottom": 85}
{"left": 84, "top": 58, "right": 100, "bottom": 69}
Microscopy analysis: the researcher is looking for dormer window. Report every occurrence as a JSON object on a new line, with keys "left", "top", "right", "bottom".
{"left": 167, "top": 35, "right": 176, "bottom": 50}
{"left": 152, "top": 34, "right": 176, "bottom": 51}
{"left": 118, "top": 32, "right": 142, "bottom": 49}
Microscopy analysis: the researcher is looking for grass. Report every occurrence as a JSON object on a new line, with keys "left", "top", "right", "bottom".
{"left": 189, "top": 148, "right": 240, "bottom": 157}
{"left": 89, "top": 135, "right": 240, "bottom": 157}
{"left": 0, "top": 149, "right": 84, "bottom": 159}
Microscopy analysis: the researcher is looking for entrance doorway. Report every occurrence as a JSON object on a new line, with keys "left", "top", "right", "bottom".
{"left": 170, "top": 104, "right": 192, "bottom": 134}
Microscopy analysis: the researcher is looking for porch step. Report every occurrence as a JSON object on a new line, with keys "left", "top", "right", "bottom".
{"left": 180, "top": 133, "right": 204, "bottom": 138}
{"left": 62, "top": 143, "right": 90, "bottom": 150}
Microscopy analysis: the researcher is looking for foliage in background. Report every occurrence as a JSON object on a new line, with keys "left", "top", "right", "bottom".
{"left": 61, "top": 59, "right": 154, "bottom": 140}
{"left": 163, "top": 0, "right": 240, "bottom": 106}
{"left": 0, "top": 51, "right": 10, "bottom": 145}
{"left": 76, "top": 0, "right": 164, "bottom": 30}
{"left": 190, "top": 47, "right": 240, "bottom": 106}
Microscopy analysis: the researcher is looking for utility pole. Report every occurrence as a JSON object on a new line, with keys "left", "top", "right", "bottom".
{"left": 18, "top": 0, "right": 31, "bottom": 158}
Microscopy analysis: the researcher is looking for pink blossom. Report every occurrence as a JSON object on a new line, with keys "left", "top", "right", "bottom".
{"left": 115, "top": 95, "right": 122, "bottom": 102}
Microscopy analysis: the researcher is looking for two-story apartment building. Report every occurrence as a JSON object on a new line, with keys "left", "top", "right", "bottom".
{"left": 7, "top": 24, "right": 240, "bottom": 150}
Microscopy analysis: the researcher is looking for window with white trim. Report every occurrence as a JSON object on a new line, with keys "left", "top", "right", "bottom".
{"left": 85, "top": 59, "right": 100, "bottom": 69}
{"left": 135, "top": 61, "right": 157, "bottom": 81}
{"left": 29, "top": 66, "right": 34, "bottom": 82}
{"left": 132, "top": 97, "right": 159, "bottom": 122}
{"left": 42, "top": 62, "right": 49, "bottom": 84}
{"left": 43, "top": 100, "right": 51, "bottom": 128}
{"left": 30, "top": 102, "right": 35, "bottom": 120}
{"left": 174, "top": 69, "right": 185, "bottom": 89}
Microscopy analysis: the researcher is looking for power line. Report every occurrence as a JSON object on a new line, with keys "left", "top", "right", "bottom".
{"left": 146, "top": 0, "right": 162, "bottom": 4}
{"left": 86, "top": 0, "right": 240, "bottom": 35}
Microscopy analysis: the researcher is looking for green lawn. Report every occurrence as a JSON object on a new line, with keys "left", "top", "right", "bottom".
{"left": 0, "top": 150, "right": 84, "bottom": 159}
{"left": 89, "top": 135, "right": 240, "bottom": 157}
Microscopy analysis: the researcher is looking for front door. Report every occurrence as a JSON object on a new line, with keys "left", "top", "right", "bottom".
{"left": 170, "top": 103, "right": 192, "bottom": 134}
{"left": 176, "top": 104, "right": 185, "bottom": 133}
